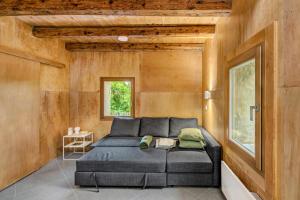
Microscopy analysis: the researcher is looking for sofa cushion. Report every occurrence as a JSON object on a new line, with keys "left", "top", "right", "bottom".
{"left": 167, "top": 150, "right": 213, "bottom": 173}
{"left": 92, "top": 137, "right": 157, "bottom": 148}
{"left": 169, "top": 117, "right": 198, "bottom": 137}
{"left": 76, "top": 147, "right": 166, "bottom": 173}
{"left": 139, "top": 117, "right": 169, "bottom": 137}
{"left": 91, "top": 137, "right": 141, "bottom": 147}
{"left": 178, "top": 128, "right": 204, "bottom": 142}
{"left": 109, "top": 118, "right": 140, "bottom": 137}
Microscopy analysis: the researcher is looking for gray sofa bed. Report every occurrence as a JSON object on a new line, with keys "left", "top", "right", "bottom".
{"left": 75, "top": 117, "right": 221, "bottom": 188}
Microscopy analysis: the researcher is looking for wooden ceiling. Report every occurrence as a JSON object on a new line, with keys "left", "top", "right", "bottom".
{"left": 16, "top": 15, "right": 221, "bottom": 50}
{"left": 3, "top": 1, "right": 232, "bottom": 51}
{"left": 17, "top": 15, "right": 218, "bottom": 45}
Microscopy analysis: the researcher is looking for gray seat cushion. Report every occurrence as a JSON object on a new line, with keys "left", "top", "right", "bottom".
{"left": 76, "top": 147, "right": 166, "bottom": 173}
{"left": 91, "top": 136, "right": 157, "bottom": 147}
{"left": 167, "top": 150, "right": 213, "bottom": 173}
{"left": 91, "top": 137, "right": 141, "bottom": 147}
{"left": 169, "top": 117, "right": 198, "bottom": 137}
{"left": 110, "top": 118, "right": 141, "bottom": 137}
{"left": 139, "top": 117, "right": 169, "bottom": 137}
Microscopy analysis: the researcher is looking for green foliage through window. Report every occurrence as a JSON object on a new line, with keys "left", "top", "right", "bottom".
{"left": 110, "top": 81, "right": 131, "bottom": 116}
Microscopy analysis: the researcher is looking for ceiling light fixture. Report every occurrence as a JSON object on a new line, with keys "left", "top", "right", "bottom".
{"left": 117, "top": 36, "right": 129, "bottom": 42}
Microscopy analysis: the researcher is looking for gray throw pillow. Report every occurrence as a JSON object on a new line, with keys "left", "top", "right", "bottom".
{"left": 169, "top": 117, "right": 198, "bottom": 137}
{"left": 139, "top": 117, "right": 169, "bottom": 137}
{"left": 109, "top": 117, "right": 141, "bottom": 137}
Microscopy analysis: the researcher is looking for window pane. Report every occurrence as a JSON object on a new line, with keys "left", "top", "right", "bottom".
{"left": 229, "top": 59, "right": 256, "bottom": 155}
{"left": 103, "top": 81, "right": 132, "bottom": 117}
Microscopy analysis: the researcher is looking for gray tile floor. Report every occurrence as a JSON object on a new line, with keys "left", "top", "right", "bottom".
{"left": 0, "top": 157, "right": 225, "bottom": 200}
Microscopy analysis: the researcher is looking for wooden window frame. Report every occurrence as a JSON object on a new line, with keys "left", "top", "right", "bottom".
{"left": 100, "top": 77, "right": 135, "bottom": 121}
{"left": 225, "top": 44, "right": 265, "bottom": 173}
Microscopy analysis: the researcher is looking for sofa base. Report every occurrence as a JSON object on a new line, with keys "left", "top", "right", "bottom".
{"left": 167, "top": 173, "right": 213, "bottom": 186}
{"left": 75, "top": 172, "right": 166, "bottom": 187}
{"left": 75, "top": 172, "right": 216, "bottom": 188}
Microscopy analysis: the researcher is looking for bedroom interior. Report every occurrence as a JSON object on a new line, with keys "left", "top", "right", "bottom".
{"left": 0, "top": 0, "right": 299, "bottom": 200}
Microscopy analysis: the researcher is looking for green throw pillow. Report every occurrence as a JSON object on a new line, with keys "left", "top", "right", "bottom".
{"left": 179, "top": 139, "right": 206, "bottom": 149}
{"left": 178, "top": 128, "right": 205, "bottom": 142}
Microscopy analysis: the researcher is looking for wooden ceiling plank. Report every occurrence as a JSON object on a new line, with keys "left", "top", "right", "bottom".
{"left": 0, "top": 0, "right": 231, "bottom": 16}
{"left": 65, "top": 43, "right": 204, "bottom": 52}
{"left": 32, "top": 25, "right": 215, "bottom": 38}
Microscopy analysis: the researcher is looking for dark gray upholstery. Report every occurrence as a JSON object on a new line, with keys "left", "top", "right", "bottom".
{"left": 75, "top": 119, "right": 222, "bottom": 188}
{"left": 167, "top": 173, "right": 213, "bottom": 186}
{"left": 167, "top": 150, "right": 213, "bottom": 173}
{"left": 75, "top": 172, "right": 166, "bottom": 187}
{"left": 91, "top": 136, "right": 157, "bottom": 148}
{"left": 200, "top": 127, "right": 221, "bottom": 187}
{"left": 139, "top": 117, "right": 169, "bottom": 137}
{"left": 76, "top": 147, "right": 166, "bottom": 173}
{"left": 110, "top": 118, "right": 140, "bottom": 137}
{"left": 169, "top": 117, "right": 198, "bottom": 137}
{"left": 91, "top": 137, "right": 141, "bottom": 147}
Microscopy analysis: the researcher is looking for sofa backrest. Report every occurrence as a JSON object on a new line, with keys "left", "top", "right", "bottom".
{"left": 110, "top": 117, "right": 141, "bottom": 137}
{"left": 109, "top": 117, "right": 199, "bottom": 137}
{"left": 169, "top": 117, "right": 198, "bottom": 137}
{"left": 139, "top": 117, "right": 169, "bottom": 137}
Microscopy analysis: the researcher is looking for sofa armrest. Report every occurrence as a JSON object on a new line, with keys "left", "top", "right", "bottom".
{"left": 199, "top": 127, "right": 221, "bottom": 187}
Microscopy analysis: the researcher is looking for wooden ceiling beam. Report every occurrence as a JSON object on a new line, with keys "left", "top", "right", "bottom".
{"left": 65, "top": 43, "right": 204, "bottom": 52}
{"left": 0, "top": 0, "right": 231, "bottom": 16}
{"left": 32, "top": 25, "right": 215, "bottom": 38}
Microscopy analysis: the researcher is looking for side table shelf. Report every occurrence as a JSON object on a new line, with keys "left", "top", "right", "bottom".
{"left": 63, "top": 132, "right": 93, "bottom": 160}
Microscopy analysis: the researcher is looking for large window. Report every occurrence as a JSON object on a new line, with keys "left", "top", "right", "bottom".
{"left": 100, "top": 77, "right": 135, "bottom": 120}
{"left": 227, "top": 45, "right": 263, "bottom": 171}
{"left": 229, "top": 58, "right": 256, "bottom": 155}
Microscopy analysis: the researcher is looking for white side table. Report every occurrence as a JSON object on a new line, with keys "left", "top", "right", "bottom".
{"left": 63, "top": 132, "right": 93, "bottom": 160}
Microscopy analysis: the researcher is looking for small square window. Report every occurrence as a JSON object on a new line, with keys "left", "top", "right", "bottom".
{"left": 100, "top": 77, "right": 135, "bottom": 120}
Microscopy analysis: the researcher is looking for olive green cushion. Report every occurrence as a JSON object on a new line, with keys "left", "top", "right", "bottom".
{"left": 139, "top": 135, "right": 153, "bottom": 149}
{"left": 178, "top": 128, "right": 205, "bottom": 142}
{"left": 179, "top": 139, "right": 206, "bottom": 149}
